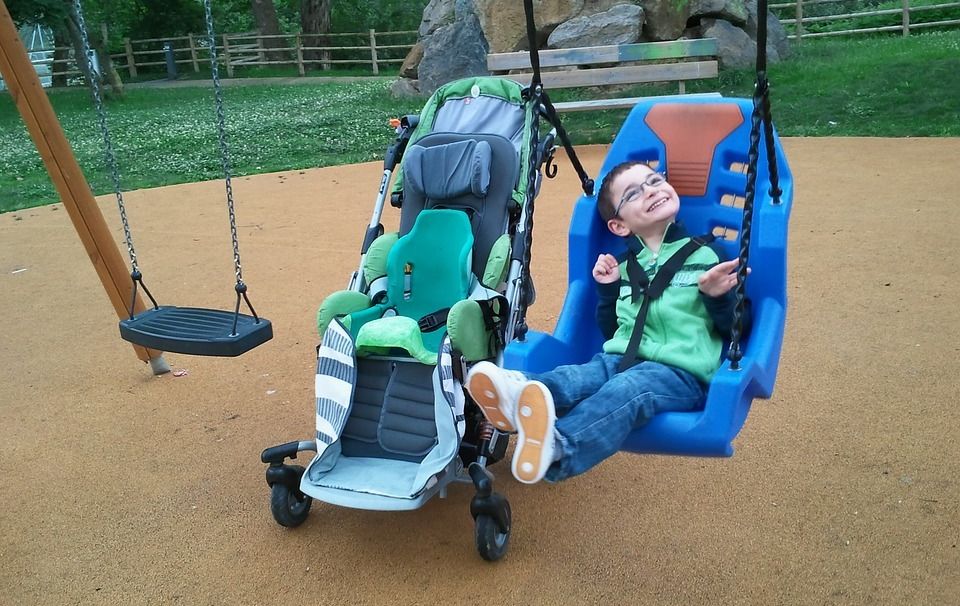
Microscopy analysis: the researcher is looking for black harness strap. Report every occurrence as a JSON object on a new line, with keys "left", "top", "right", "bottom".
{"left": 617, "top": 234, "right": 714, "bottom": 373}
{"left": 418, "top": 308, "right": 451, "bottom": 332}
{"left": 478, "top": 295, "right": 509, "bottom": 350}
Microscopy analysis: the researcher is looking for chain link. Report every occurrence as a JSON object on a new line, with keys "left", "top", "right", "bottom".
{"left": 72, "top": 0, "right": 139, "bottom": 272}
{"left": 516, "top": 87, "right": 542, "bottom": 334}
{"left": 202, "top": 0, "right": 244, "bottom": 285}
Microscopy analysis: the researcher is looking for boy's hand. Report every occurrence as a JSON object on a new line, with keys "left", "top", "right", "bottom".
{"left": 593, "top": 254, "right": 620, "bottom": 284}
{"left": 698, "top": 259, "right": 750, "bottom": 297}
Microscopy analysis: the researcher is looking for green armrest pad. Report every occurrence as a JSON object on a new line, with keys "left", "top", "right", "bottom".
{"left": 355, "top": 316, "right": 437, "bottom": 365}
{"left": 363, "top": 232, "right": 399, "bottom": 285}
{"left": 447, "top": 299, "right": 493, "bottom": 362}
{"left": 317, "top": 290, "right": 372, "bottom": 336}
{"left": 482, "top": 234, "right": 511, "bottom": 288}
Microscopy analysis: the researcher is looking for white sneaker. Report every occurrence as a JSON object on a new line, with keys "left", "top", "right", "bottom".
{"left": 465, "top": 361, "right": 528, "bottom": 432}
{"left": 512, "top": 381, "right": 556, "bottom": 484}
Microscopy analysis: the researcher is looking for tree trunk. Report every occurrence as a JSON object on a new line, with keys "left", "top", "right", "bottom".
{"left": 95, "top": 43, "right": 124, "bottom": 99}
{"left": 63, "top": 13, "right": 99, "bottom": 91}
{"left": 300, "top": 0, "right": 331, "bottom": 70}
{"left": 52, "top": 27, "right": 69, "bottom": 88}
{"left": 63, "top": 12, "right": 123, "bottom": 99}
{"left": 250, "top": 0, "right": 289, "bottom": 61}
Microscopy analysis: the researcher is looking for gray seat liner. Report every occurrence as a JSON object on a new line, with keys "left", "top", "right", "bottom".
{"left": 340, "top": 359, "right": 438, "bottom": 463}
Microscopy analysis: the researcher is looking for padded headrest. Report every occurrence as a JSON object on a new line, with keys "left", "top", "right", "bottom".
{"left": 404, "top": 139, "right": 491, "bottom": 199}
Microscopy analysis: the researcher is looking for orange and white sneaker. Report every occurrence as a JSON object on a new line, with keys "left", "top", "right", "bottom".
{"left": 465, "top": 361, "right": 527, "bottom": 432}
{"left": 511, "top": 381, "right": 556, "bottom": 484}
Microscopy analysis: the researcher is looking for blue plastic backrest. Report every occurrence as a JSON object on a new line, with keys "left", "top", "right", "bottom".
{"left": 505, "top": 97, "right": 794, "bottom": 456}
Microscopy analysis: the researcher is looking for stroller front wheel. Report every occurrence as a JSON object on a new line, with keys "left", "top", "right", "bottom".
{"left": 474, "top": 498, "right": 511, "bottom": 561}
{"left": 270, "top": 481, "right": 312, "bottom": 528}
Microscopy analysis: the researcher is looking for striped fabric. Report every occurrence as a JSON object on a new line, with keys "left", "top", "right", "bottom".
{"left": 438, "top": 336, "right": 466, "bottom": 438}
{"left": 315, "top": 319, "right": 357, "bottom": 455}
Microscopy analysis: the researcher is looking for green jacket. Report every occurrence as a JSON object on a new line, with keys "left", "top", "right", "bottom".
{"left": 597, "top": 223, "right": 745, "bottom": 383}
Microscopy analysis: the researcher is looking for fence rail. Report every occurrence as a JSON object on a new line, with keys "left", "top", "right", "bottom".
{"left": 19, "top": 28, "right": 417, "bottom": 84}
{"left": 769, "top": 0, "right": 960, "bottom": 39}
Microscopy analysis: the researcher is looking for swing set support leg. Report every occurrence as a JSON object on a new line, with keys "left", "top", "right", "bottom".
{"left": 0, "top": 2, "right": 168, "bottom": 374}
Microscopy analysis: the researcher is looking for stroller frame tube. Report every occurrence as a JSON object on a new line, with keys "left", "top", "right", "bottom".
{"left": 348, "top": 116, "right": 419, "bottom": 292}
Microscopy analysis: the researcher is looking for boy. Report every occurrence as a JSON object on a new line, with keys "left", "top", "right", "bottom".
{"left": 466, "top": 160, "right": 747, "bottom": 484}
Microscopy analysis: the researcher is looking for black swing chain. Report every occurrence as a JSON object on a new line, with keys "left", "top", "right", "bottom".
{"left": 515, "top": 85, "right": 542, "bottom": 340}
{"left": 510, "top": 0, "right": 543, "bottom": 339}
{"left": 71, "top": 0, "right": 139, "bottom": 274}
{"left": 202, "top": 0, "right": 245, "bottom": 290}
{"left": 729, "top": 0, "right": 780, "bottom": 368}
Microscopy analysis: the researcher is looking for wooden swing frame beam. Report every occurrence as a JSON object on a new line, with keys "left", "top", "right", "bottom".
{"left": 0, "top": 2, "right": 168, "bottom": 373}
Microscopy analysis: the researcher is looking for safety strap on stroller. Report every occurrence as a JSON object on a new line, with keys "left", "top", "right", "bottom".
{"left": 617, "top": 233, "right": 715, "bottom": 372}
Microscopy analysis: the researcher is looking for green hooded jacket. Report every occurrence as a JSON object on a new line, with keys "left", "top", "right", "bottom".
{"left": 597, "top": 223, "right": 747, "bottom": 383}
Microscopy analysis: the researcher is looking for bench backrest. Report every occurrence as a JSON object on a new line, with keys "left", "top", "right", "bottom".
{"left": 486, "top": 39, "right": 718, "bottom": 89}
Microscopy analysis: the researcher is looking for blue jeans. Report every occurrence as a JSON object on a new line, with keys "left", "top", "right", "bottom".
{"left": 527, "top": 353, "right": 706, "bottom": 482}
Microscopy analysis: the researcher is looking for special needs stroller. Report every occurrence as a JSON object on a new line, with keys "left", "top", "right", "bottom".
{"left": 260, "top": 76, "right": 594, "bottom": 561}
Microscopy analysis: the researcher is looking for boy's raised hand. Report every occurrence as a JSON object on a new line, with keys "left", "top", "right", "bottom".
{"left": 592, "top": 254, "right": 620, "bottom": 284}
{"left": 698, "top": 259, "right": 750, "bottom": 297}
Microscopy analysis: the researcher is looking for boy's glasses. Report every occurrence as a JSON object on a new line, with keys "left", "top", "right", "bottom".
{"left": 615, "top": 173, "right": 667, "bottom": 217}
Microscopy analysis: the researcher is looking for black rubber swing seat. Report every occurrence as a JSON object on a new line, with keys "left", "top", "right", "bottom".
{"left": 119, "top": 306, "right": 273, "bottom": 357}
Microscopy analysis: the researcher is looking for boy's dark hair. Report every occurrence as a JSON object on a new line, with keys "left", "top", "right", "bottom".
{"left": 596, "top": 160, "right": 653, "bottom": 223}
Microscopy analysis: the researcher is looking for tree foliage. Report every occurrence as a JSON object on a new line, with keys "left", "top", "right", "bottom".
{"left": 8, "top": 0, "right": 431, "bottom": 43}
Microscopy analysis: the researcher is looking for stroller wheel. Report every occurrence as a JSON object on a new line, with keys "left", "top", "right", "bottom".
{"left": 474, "top": 497, "right": 511, "bottom": 562}
{"left": 270, "top": 480, "right": 312, "bottom": 528}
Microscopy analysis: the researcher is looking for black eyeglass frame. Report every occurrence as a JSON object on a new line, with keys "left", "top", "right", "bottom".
{"left": 614, "top": 172, "right": 668, "bottom": 218}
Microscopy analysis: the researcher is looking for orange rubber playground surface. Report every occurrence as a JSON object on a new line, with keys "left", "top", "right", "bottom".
{"left": 1, "top": 140, "right": 958, "bottom": 604}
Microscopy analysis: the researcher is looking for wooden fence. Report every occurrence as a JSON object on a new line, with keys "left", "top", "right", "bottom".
{"left": 770, "top": 0, "right": 960, "bottom": 39}
{"left": 19, "top": 28, "right": 417, "bottom": 84}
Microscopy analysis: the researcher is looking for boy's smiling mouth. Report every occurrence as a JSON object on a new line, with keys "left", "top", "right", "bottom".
{"left": 646, "top": 196, "right": 669, "bottom": 213}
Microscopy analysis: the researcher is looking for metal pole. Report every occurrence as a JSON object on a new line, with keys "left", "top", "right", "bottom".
{"left": 163, "top": 40, "right": 177, "bottom": 79}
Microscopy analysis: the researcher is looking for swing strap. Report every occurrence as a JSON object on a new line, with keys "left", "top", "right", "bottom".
{"left": 617, "top": 234, "right": 713, "bottom": 373}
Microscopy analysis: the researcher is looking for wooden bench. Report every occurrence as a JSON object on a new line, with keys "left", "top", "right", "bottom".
{"left": 486, "top": 38, "right": 719, "bottom": 112}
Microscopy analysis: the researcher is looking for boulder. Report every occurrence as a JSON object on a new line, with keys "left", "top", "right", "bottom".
{"left": 418, "top": 0, "right": 490, "bottom": 94}
{"left": 471, "top": 0, "right": 630, "bottom": 52}
{"left": 390, "top": 77, "right": 422, "bottom": 97}
{"left": 689, "top": 0, "right": 748, "bottom": 26}
{"left": 639, "top": 0, "right": 690, "bottom": 41}
{"left": 547, "top": 3, "right": 644, "bottom": 48}
{"left": 701, "top": 17, "right": 755, "bottom": 69}
{"left": 419, "top": 0, "right": 457, "bottom": 38}
{"left": 399, "top": 42, "right": 424, "bottom": 79}
{"left": 474, "top": 0, "right": 584, "bottom": 52}
{"left": 745, "top": 0, "right": 791, "bottom": 60}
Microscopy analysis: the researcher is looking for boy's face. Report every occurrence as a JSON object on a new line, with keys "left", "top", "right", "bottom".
{"left": 606, "top": 163, "right": 679, "bottom": 240}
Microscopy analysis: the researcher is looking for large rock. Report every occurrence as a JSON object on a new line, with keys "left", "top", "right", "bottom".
{"left": 702, "top": 17, "right": 755, "bottom": 69}
{"left": 689, "top": 0, "right": 748, "bottom": 26}
{"left": 547, "top": 3, "right": 644, "bottom": 48}
{"left": 745, "top": 0, "right": 790, "bottom": 60}
{"left": 419, "top": 0, "right": 456, "bottom": 37}
{"left": 390, "top": 77, "right": 421, "bottom": 97}
{"left": 473, "top": 0, "right": 630, "bottom": 52}
{"left": 418, "top": 0, "right": 490, "bottom": 94}
{"left": 399, "top": 42, "right": 424, "bottom": 79}
{"left": 640, "top": 0, "right": 690, "bottom": 41}
{"left": 474, "top": 0, "right": 583, "bottom": 52}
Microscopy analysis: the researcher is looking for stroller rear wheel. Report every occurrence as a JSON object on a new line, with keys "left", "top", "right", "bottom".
{"left": 270, "top": 476, "right": 312, "bottom": 528}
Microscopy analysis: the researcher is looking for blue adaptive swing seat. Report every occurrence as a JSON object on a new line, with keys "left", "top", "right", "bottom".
{"left": 504, "top": 96, "right": 794, "bottom": 457}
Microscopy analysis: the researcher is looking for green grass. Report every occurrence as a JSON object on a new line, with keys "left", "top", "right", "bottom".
{"left": 0, "top": 80, "right": 423, "bottom": 213}
{"left": 2, "top": 30, "right": 958, "bottom": 213}
{"left": 558, "top": 29, "right": 960, "bottom": 143}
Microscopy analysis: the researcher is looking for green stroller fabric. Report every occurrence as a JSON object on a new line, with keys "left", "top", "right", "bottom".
{"left": 351, "top": 208, "right": 474, "bottom": 363}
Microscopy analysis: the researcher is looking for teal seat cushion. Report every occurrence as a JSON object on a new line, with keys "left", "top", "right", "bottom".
{"left": 342, "top": 209, "right": 475, "bottom": 361}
